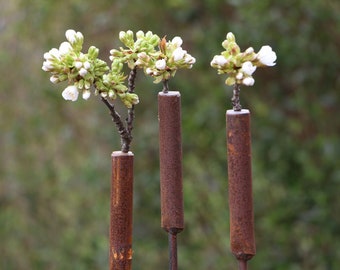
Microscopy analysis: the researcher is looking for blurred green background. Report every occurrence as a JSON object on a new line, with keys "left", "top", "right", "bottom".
{"left": 1, "top": 0, "right": 340, "bottom": 269}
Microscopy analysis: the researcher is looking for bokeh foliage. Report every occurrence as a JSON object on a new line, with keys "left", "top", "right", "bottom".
{"left": 1, "top": 0, "right": 340, "bottom": 269}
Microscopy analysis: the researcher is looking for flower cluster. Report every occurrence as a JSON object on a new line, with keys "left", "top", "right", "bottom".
{"left": 210, "top": 32, "right": 277, "bottom": 86}
{"left": 42, "top": 29, "right": 196, "bottom": 106}
{"left": 110, "top": 31, "right": 196, "bottom": 84}
{"left": 110, "top": 30, "right": 160, "bottom": 69}
{"left": 42, "top": 29, "right": 138, "bottom": 108}
{"left": 136, "top": 36, "right": 196, "bottom": 83}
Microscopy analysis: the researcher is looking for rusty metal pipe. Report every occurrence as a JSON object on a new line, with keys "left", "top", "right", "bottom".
{"left": 226, "top": 109, "right": 256, "bottom": 262}
{"left": 158, "top": 91, "right": 184, "bottom": 270}
{"left": 110, "top": 151, "right": 134, "bottom": 270}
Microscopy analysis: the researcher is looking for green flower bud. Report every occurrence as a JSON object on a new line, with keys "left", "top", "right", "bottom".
{"left": 88, "top": 46, "right": 99, "bottom": 59}
{"left": 108, "top": 90, "right": 116, "bottom": 99}
{"left": 226, "top": 32, "right": 235, "bottom": 42}
{"left": 136, "top": 30, "right": 145, "bottom": 39}
{"left": 225, "top": 77, "right": 236, "bottom": 86}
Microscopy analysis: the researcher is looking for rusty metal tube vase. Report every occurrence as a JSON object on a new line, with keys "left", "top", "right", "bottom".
{"left": 110, "top": 151, "right": 134, "bottom": 270}
{"left": 158, "top": 91, "right": 184, "bottom": 270}
{"left": 226, "top": 109, "right": 256, "bottom": 269}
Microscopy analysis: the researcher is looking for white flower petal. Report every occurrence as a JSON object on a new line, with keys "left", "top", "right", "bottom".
{"left": 79, "top": 68, "right": 88, "bottom": 77}
{"left": 65, "top": 29, "right": 77, "bottom": 44}
{"left": 155, "top": 59, "right": 166, "bottom": 70}
{"left": 42, "top": 60, "right": 53, "bottom": 71}
{"left": 257, "top": 45, "right": 277, "bottom": 66}
{"left": 211, "top": 55, "right": 228, "bottom": 66}
{"left": 62, "top": 85, "right": 79, "bottom": 101}
{"left": 173, "top": 47, "right": 186, "bottom": 62}
{"left": 146, "top": 68, "right": 153, "bottom": 75}
{"left": 44, "top": 48, "right": 60, "bottom": 60}
{"left": 75, "top": 61, "right": 83, "bottom": 69}
{"left": 245, "top": 47, "right": 254, "bottom": 54}
{"left": 241, "top": 61, "right": 257, "bottom": 75}
{"left": 242, "top": 77, "right": 255, "bottom": 86}
{"left": 83, "top": 61, "right": 91, "bottom": 70}
{"left": 75, "top": 31, "right": 83, "bottom": 41}
{"left": 49, "top": 75, "right": 59, "bottom": 84}
{"left": 185, "top": 54, "right": 196, "bottom": 64}
{"left": 172, "top": 36, "right": 183, "bottom": 47}
{"left": 82, "top": 90, "right": 91, "bottom": 100}
{"left": 236, "top": 72, "right": 243, "bottom": 80}
{"left": 59, "top": 42, "right": 72, "bottom": 55}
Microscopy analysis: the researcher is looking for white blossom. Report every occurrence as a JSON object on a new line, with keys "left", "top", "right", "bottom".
{"left": 62, "top": 85, "right": 79, "bottom": 101}
{"left": 59, "top": 42, "right": 72, "bottom": 55}
{"left": 134, "top": 59, "right": 143, "bottom": 66}
{"left": 119, "top": 31, "right": 126, "bottom": 40}
{"left": 241, "top": 61, "right": 257, "bottom": 75}
{"left": 146, "top": 67, "right": 153, "bottom": 75}
{"left": 236, "top": 72, "right": 243, "bottom": 80}
{"left": 82, "top": 90, "right": 91, "bottom": 100}
{"left": 137, "top": 52, "right": 147, "bottom": 59}
{"left": 243, "top": 77, "right": 255, "bottom": 86}
{"left": 83, "top": 61, "right": 91, "bottom": 70}
{"left": 155, "top": 59, "right": 166, "bottom": 70}
{"left": 49, "top": 75, "right": 59, "bottom": 84}
{"left": 108, "top": 90, "right": 115, "bottom": 98}
{"left": 171, "top": 36, "right": 183, "bottom": 47}
{"left": 75, "top": 31, "right": 83, "bottom": 41}
{"left": 173, "top": 47, "right": 186, "bottom": 62}
{"left": 257, "top": 45, "right": 277, "bottom": 66}
{"left": 136, "top": 30, "right": 144, "bottom": 39}
{"left": 79, "top": 68, "right": 88, "bottom": 77}
{"left": 42, "top": 60, "right": 53, "bottom": 71}
{"left": 226, "top": 32, "right": 235, "bottom": 41}
{"left": 184, "top": 54, "right": 196, "bottom": 65}
{"left": 44, "top": 48, "right": 60, "bottom": 60}
{"left": 74, "top": 61, "right": 83, "bottom": 69}
{"left": 211, "top": 55, "right": 228, "bottom": 66}
{"left": 245, "top": 47, "right": 254, "bottom": 54}
{"left": 65, "top": 29, "right": 77, "bottom": 44}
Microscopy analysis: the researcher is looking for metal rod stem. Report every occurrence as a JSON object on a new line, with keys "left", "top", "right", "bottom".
{"left": 169, "top": 231, "right": 178, "bottom": 270}
{"left": 238, "top": 260, "right": 248, "bottom": 270}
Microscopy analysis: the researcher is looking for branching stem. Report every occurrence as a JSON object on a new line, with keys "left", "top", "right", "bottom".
{"left": 101, "top": 96, "right": 132, "bottom": 153}
{"left": 232, "top": 84, "right": 242, "bottom": 111}
{"left": 127, "top": 67, "right": 137, "bottom": 136}
{"left": 162, "top": 79, "right": 169, "bottom": 93}
{"left": 100, "top": 67, "right": 138, "bottom": 153}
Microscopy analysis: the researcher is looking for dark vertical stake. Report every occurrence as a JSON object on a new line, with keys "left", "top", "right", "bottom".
{"left": 158, "top": 91, "right": 184, "bottom": 270}
{"left": 110, "top": 151, "right": 134, "bottom": 270}
{"left": 226, "top": 109, "right": 256, "bottom": 267}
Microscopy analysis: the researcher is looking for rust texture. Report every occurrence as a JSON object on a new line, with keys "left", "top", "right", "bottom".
{"left": 226, "top": 109, "right": 256, "bottom": 261}
{"left": 110, "top": 151, "right": 134, "bottom": 270}
{"left": 158, "top": 91, "right": 184, "bottom": 232}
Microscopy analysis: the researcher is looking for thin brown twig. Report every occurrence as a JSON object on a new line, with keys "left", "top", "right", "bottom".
{"left": 127, "top": 67, "right": 137, "bottom": 136}
{"left": 231, "top": 83, "right": 242, "bottom": 111}
{"left": 163, "top": 79, "right": 169, "bottom": 93}
{"left": 99, "top": 67, "right": 138, "bottom": 153}
{"left": 100, "top": 96, "right": 132, "bottom": 153}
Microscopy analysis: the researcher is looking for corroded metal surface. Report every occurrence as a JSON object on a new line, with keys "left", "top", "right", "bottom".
{"left": 158, "top": 91, "right": 184, "bottom": 232}
{"left": 110, "top": 151, "right": 134, "bottom": 270}
{"left": 226, "top": 109, "right": 256, "bottom": 262}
